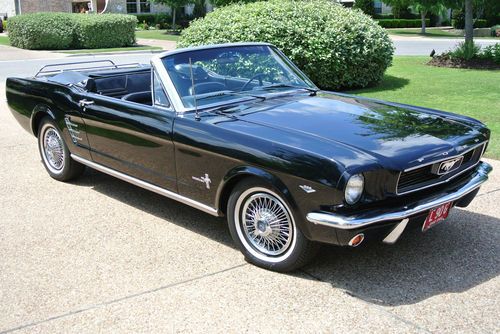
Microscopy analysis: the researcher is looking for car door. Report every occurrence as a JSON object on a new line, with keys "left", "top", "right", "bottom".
{"left": 78, "top": 70, "right": 177, "bottom": 191}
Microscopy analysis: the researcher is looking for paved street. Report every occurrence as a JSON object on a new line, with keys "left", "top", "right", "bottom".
{"left": 0, "top": 52, "right": 499, "bottom": 333}
{"left": 390, "top": 35, "right": 499, "bottom": 55}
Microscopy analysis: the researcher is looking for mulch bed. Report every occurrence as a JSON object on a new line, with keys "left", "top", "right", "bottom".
{"left": 428, "top": 55, "right": 500, "bottom": 70}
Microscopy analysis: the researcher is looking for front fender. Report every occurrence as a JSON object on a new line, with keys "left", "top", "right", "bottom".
{"left": 215, "top": 164, "right": 345, "bottom": 244}
{"left": 215, "top": 165, "right": 297, "bottom": 212}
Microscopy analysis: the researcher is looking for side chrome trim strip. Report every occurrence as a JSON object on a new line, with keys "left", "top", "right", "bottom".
{"left": 71, "top": 154, "right": 220, "bottom": 217}
{"left": 307, "top": 161, "right": 492, "bottom": 230}
{"left": 382, "top": 218, "right": 409, "bottom": 244}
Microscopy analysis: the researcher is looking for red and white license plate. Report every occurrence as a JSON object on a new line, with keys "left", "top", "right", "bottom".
{"left": 422, "top": 202, "right": 452, "bottom": 232}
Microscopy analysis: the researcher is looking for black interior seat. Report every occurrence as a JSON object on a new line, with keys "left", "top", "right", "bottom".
{"left": 121, "top": 91, "right": 152, "bottom": 105}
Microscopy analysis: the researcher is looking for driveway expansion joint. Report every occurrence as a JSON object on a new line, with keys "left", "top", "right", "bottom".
{"left": 476, "top": 187, "right": 500, "bottom": 198}
{"left": 0, "top": 263, "right": 248, "bottom": 334}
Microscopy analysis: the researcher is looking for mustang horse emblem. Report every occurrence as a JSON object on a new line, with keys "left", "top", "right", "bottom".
{"left": 438, "top": 157, "right": 462, "bottom": 174}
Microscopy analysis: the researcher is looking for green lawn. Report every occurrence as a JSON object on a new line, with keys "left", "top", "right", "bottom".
{"left": 347, "top": 56, "right": 500, "bottom": 159}
{"left": 60, "top": 45, "right": 161, "bottom": 54}
{"left": 0, "top": 35, "right": 10, "bottom": 45}
{"left": 136, "top": 30, "right": 180, "bottom": 42}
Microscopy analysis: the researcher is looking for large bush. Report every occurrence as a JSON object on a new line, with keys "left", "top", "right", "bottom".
{"left": 8, "top": 13, "right": 75, "bottom": 49}
{"left": 8, "top": 13, "right": 136, "bottom": 50}
{"left": 72, "top": 14, "right": 136, "bottom": 49}
{"left": 179, "top": 0, "right": 394, "bottom": 90}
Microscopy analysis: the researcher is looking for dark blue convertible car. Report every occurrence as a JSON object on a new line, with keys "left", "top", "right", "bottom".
{"left": 7, "top": 43, "right": 492, "bottom": 271}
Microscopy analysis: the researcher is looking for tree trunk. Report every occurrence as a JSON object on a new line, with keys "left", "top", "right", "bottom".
{"left": 420, "top": 10, "right": 426, "bottom": 34}
{"left": 464, "top": 0, "right": 473, "bottom": 44}
{"left": 172, "top": 8, "right": 176, "bottom": 31}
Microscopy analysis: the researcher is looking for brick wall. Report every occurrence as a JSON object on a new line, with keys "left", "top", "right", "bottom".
{"left": 20, "top": 0, "right": 71, "bottom": 14}
{"left": 2, "top": 0, "right": 173, "bottom": 16}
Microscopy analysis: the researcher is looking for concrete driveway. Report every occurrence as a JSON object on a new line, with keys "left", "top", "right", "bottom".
{"left": 0, "top": 76, "right": 499, "bottom": 332}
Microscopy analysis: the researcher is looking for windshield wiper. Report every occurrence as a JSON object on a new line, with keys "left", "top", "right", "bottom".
{"left": 259, "top": 84, "right": 318, "bottom": 95}
{"left": 193, "top": 90, "right": 266, "bottom": 102}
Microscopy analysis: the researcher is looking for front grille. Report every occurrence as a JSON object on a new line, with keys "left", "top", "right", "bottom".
{"left": 397, "top": 143, "right": 484, "bottom": 194}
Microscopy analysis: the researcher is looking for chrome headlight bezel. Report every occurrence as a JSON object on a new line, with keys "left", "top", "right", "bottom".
{"left": 344, "top": 174, "right": 364, "bottom": 205}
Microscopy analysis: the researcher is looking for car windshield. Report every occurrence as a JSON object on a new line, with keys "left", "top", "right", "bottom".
{"left": 161, "top": 44, "right": 316, "bottom": 109}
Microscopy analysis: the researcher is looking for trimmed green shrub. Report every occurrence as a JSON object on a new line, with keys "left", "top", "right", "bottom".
{"left": 8, "top": 13, "right": 136, "bottom": 50}
{"left": 450, "top": 41, "right": 481, "bottom": 61}
{"left": 452, "top": 9, "right": 464, "bottom": 29}
{"left": 376, "top": 19, "right": 430, "bottom": 28}
{"left": 134, "top": 13, "right": 171, "bottom": 29}
{"left": 473, "top": 19, "right": 488, "bottom": 28}
{"left": 492, "top": 25, "right": 500, "bottom": 37}
{"left": 179, "top": 0, "right": 394, "bottom": 90}
{"left": 480, "top": 43, "right": 500, "bottom": 64}
{"left": 72, "top": 14, "right": 136, "bottom": 49}
{"left": 8, "top": 13, "right": 75, "bottom": 49}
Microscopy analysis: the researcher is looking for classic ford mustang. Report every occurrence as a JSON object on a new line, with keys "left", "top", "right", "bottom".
{"left": 7, "top": 43, "right": 492, "bottom": 271}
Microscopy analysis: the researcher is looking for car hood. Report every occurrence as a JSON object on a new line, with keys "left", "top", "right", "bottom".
{"left": 220, "top": 92, "right": 488, "bottom": 171}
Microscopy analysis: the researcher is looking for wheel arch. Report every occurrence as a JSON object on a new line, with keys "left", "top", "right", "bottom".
{"left": 31, "top": 104, "right": 57, "bottom": 137}
{"left": 215, "top": 166, "right": 297, "bottom": 215}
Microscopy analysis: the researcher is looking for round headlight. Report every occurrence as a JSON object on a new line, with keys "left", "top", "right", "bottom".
{"left": 345, "top": 174, "right": 364, "bottom": 205}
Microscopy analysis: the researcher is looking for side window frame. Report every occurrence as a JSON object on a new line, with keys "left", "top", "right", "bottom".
{"left": 151, "top": 67, "right": 173, "bottom": 111}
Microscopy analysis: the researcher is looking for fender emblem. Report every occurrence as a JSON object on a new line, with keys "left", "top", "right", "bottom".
{"left": 192, "top": 173, "right": 211, "bottom": 189}
{"left": 64, "top": 117, "right": 82, "bottom": 144}
{"left": 299, "top": 185, "right": 316, "bottom": 193}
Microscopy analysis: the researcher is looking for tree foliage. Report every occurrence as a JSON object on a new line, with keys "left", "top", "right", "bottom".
{"left": 150, "top": 0, "right": 194, "bottom": 29}
{"left": 382, "top": 0, "right": 446, "bottom": 33}
{"left": 353, "top": 0, "right": 375, "bottom": 17}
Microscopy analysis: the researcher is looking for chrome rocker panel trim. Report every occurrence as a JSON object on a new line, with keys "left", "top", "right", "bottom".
{"left": 307, "top": 161, "right": 492, "bottom": 230}
{"left": 71, "top": 154, "right": 220, "bottom": 217}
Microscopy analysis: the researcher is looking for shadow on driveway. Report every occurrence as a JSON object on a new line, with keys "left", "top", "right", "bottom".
{"left": 303, "top": 208, "right": 499, "bottom": 306}
{"left": 74, "top": 168, "right": 499, "bottom": 307}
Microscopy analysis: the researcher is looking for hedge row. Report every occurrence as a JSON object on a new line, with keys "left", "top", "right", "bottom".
{"left": 8, "top": 13, "right": 137, "bottom": 50}
{"left": 373, "top": 13, "right": 419, "bottom": 20}
{"left": 134, "top": 13, "right": 171, "bottom": 26}
{"left": 376, "top": 19, "right": 431, "bottom": 28}
{"left": 133, "top": 12, "right": 194, "bottom": 29}
{"left": 473, "top": 19, "right": 489, "bottom": 28}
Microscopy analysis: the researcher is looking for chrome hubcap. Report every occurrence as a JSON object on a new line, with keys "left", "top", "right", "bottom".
{"left": 241, "top": 193, "right": 293, "bottom": 256}
{"left": 43, "top": 128, "right": 65, "bottom": 171}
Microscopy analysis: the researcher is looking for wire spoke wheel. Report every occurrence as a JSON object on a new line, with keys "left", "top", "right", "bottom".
{"left": 42, "top": 127, "right": 65, "bottom": 173}
{"left": 240, "top": 192, "right": 293, "bottom": 256}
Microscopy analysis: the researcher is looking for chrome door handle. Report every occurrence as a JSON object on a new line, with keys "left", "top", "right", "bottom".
{"left": 79, "top": 99, "right": 94, "bottom": 107}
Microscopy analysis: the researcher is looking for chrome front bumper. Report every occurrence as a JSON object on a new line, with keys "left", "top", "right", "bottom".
{"left": 306, "top": 161, "right": 492, "bottom": 230}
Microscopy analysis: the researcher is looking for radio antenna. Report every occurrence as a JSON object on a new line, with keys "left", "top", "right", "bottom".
{"left": 189, "top": 57, "right": 200, "bottom": 121}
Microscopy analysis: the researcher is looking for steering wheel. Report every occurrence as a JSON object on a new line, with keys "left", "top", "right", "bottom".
{"left": 239, "top": 73, "right": 265, "bottom": 92}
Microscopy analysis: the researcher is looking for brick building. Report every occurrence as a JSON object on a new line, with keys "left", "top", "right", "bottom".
{"left": 0, "top": 0, "right": 176, "bottom": 18}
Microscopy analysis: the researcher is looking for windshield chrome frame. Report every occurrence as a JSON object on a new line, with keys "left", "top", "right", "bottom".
{"left": 150, "top": 42, "right": 318, "bottom": 114}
